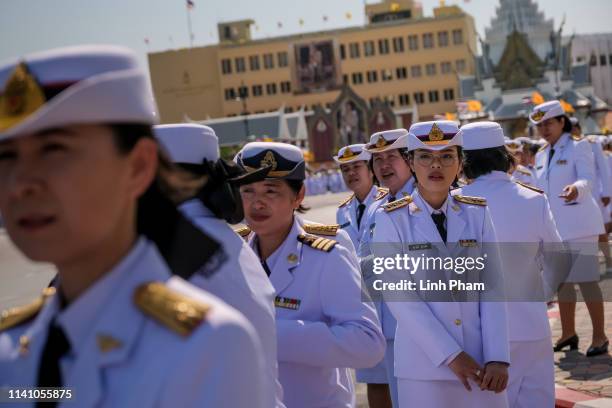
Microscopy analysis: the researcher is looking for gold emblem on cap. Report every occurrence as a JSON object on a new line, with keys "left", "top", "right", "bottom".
{"left": 0, "top": 62, "right": 46, "bottom": 132}
{"left": 341, "top": 148, "right": 357, "bottom": 160}
{"left": 428, "top": 123, "right": 444, "bottom": 141}
{"left": 375, "top": 136, "right": 387, "bottom": 148}
{"left": 261, "top": 150, "right": 278, "bottom": 171}
{"left": 531, "top": 110, "right": 545, "bottom": 121}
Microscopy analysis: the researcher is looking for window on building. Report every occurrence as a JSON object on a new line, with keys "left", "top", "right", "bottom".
{"left": 600, "top": 54, "right": 608, "bottom": 66}
{"left": 280, "top": 81, "right": 291, "bottom": 93}
{"left": 352, "top": 72, "right": 364, "bottom": 84}
{"left": 408, "top": 35, "right": 419, "bottom": 50}
{"left": 369, "top": 97, "right": 378, "bottom": 107}
{"left": 252, "top": 85, "right": 263, "bottom": 97}
{"left": 443, "top": 88, "right": 455, "bottom": 101}
{"left": 441, "top": 61, "right": 452, "bottom": 74}
{"left": 456, "top": 59, "right": 466, "bottom": 73}
{"left": 224, "top": 88, "right": 236, "bottom": 101}
{"left": 235, "top": 57, "right": 246, "bottom": 73}
{"left": 340, "top": 44, "right": 346, "bottom": 60}
{"left": 238, "top": 85, "right": 249, "bottom": 98}
{"left": 385, "top": 95, "right": 395, "bottom": 107}
{"left": 392, "top": 37, "right": 404, "bottom": 53}
{"left": 422, "top": 33, "right": 434, "bottom": 49}
{"left": 428, "top": 90, "right": 439, "bottom": 103}
{"left": 414, "top": 91, "right": 425, "bottom": 104}
{"left": 286, "top": 107, "right": 294, "bottom": 113}
{"left": 263, "top": 53, "right": 274, "bottom": 69}
{"left": 367, "top": 70, "right": 378, "bottom": 83}
{"left": 590, "top": 54, "right": 597, "bottom": 66}
{"left": 379, "top": 38, "right": 390, "bottom": 55}
{"left": 396, "top": 66, "right": 408, "bottom": 79}
{"left": 381, "top": 69, "right": 393, "bottom": 81}
{"left": 266, "top": 83, "right": 277, "bottom": 95}
{"left": 343, "top": 74, "right": 348, "bottom": 84}
{"left": 411, "top": 65, "right": 422, "bottom": 77}
{"left": 364, "top": 40, "right": 376, "bottom": 57}
{"left": 609, "top": 54, "right": 612, "bottom": 65}
{"left": 249, "top": 55, "right": 260, "bottom": 71}
{"left": 426, "top": 63, "right": 437, "bottom": 76}
{"left": 399, "top": 93, "right": 410, "bottom": 106}
{"left": 221, "top": 58, "right": 232, "bottom": 74}
{"left": 452, "top": 29, "right": 463, "bottom": 45}
{"left": 437, "top": 31, "right": 449, "bottom": 47}
{"left": 349, "top": 42, "right": 360, "bottom": 58}
{"left": 277, "top": 51, "right": 288, "bottom": 67}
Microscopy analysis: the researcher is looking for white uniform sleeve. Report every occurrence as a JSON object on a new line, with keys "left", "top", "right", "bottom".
{"left": 276, "top": 245, "right": 385, "bottom": 369}
{"left": 573, "top": 140, "right": 596, "bottom": 201}
{"left": 479, "top": 207, "right": 510, "bottom": 364}
{"left": 373, "top": 210, "right": 462, "bottom": 367}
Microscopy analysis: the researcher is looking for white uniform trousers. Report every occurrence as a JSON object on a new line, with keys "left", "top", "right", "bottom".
{"left": 398, "top": 378, "right": 508, "bottom": 408}
{"left": 507, "top": 338, "right": 555, "bottom": 408}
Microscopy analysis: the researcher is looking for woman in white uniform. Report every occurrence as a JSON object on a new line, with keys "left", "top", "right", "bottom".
{"left": 0, "top": 45, "right": 265, "bottom": 407}
{"left": 530, "top": 101, "right": 608, "bottom": 356}
{"left": 460, "top": 121, "right": 564, "bottom": 407}
{"left": 235, "top": 142, "right": 386, "bottom": 408}
{"left": 372, "top": 120, "right": 510, "bottom": 408}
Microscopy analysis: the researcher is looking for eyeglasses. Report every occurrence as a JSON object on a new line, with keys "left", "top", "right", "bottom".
{"left": 414, "top": 152, "right": 459, "bottom": 167}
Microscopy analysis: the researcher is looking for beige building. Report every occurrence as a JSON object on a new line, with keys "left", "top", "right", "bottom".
{"left": 149, "top": 0, "right": 476, "bottom": 124}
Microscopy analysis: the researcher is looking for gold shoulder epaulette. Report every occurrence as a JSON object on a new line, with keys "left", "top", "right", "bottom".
{"left": 453, "top": 194, "right": 487, "bottom": 206}
{"left": 338, "top": 194, "right": 354, "bottom": 208}
{"left": 0, "top": 287, "right": 55, "bottom": 332}
{"left": 538, "top": 143, "right": 548, "bottom": 152}
{"left": 374, "top": 187, "right": 389, "bottom": 201}
{"left": 515, "top": 180, "right": 544, "bottom": 194}
{"left": 303, "top": 223, "right": 339, "bottom": 236}
{"left": 515, "top": 167, "right": 532, "bottom": 176}
{"left": 233, "top": 225, "right": 251, "bottom": 238}
{"left": 134, "top": 282, "right": 210, "bottom": 337}
{"left": 298, "top": 233, "right": 337, "bottom": 252}
{"left": 571, "top": 134, "right": 583, "bottom": 141}
{"left": 383, "top": 195, "right": 413, "bottom": 212}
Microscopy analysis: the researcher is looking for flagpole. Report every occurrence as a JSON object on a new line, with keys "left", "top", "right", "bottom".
{"left": 186, "top": 3, "right": 194, "bottom": 48}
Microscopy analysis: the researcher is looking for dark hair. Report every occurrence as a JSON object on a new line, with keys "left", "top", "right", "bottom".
{"left": 555, "top": 115, "right": 573, "bottom": 133}
{"left": 286, "top": 179, "right": 310, "bottom": 214}
{"left": 110, "top": 123, "right": 221, "bottom": 280}
{"left": 462, "top": 146, "right": 515, "bottom": 180}
{"left": 526, "top": 143, "right": 540, "bottom": 156}
{"left": 408, "top": 146, "right": 463, "bottom": 185}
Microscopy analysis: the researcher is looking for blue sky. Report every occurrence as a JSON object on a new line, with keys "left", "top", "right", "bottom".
{"left": 1, "top": 0, "right": 610, "bottom": 71}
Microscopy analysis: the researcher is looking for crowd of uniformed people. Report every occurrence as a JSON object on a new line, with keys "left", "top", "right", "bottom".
{"left": 0, "top": 44, "right": 609, "bottom": 408}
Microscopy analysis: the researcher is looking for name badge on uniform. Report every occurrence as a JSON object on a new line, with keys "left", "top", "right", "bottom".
{"left": 459, "top": 239, "right": 478, "bottom": 247}
{"left": 536, "top": 166, "right": 543, "bottom": 170}
{"left": 339, "top": 222, "right": 350, "bottom": 229}
{"left": 408, "top": 243, "right": 432, "bottom": 251}
{"left": 275, "top": 296, "right": 301, "bottom": 310}
{"left": 556, "top": 159, "right": 567, "bottom": 165}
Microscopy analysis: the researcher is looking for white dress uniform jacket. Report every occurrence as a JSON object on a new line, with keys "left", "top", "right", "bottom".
{"left": 534, "top": 133, "right": 604, "bottom": 240}
{"left": 461, "top": 171, "right": 562, "bottom": 408}
{"left": 588, "top": 138, "right": 612, "bottom": 223}
{"left": 336, "top": 185, "right": 384, "bottom": 249}
{"left": 372, "top": 189, "right": 510, "bottom": 382}
{"left": 180, "top": 199, "right": 284, "bottom": 408}
{"left": 248, "top": 217, "right": 385, "bottom": 408}
{"left": 0, "top": 238, "right": 265, "bottom": 408}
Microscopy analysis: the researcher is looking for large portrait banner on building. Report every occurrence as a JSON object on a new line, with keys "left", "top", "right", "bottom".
{"left": 293, "top": 40, "right": 341, "bottom": 94}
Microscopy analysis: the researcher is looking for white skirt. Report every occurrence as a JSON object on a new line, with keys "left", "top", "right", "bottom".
{"left": 398, "top": 378, "right": 508, "bottom": 408}
{"left": 565, "top": 235, "right": 600, "bottom": 283}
